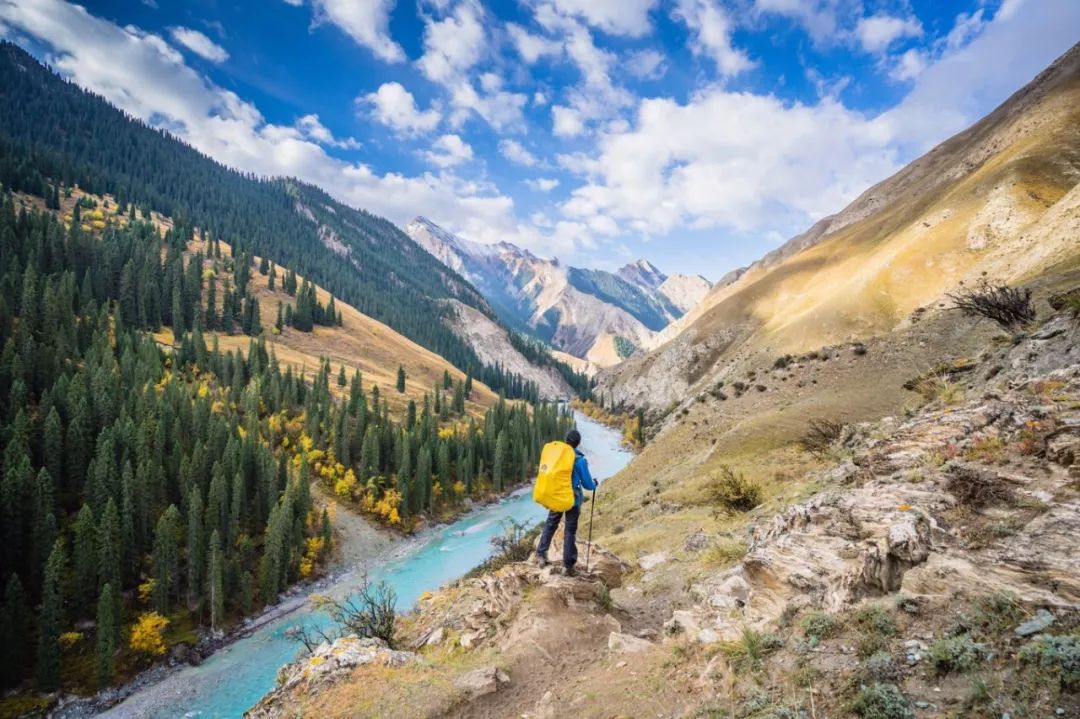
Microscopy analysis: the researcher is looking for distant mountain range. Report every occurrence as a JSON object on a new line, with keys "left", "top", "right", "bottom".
{"left": 405, "top": 217, "right": 711, "bottom": 366}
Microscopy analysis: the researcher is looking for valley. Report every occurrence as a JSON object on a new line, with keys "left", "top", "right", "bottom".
{"left": 0, "top": 4, "right": 1077, "bottom": 719}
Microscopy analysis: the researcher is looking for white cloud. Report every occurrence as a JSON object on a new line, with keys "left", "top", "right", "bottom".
{"left": 889, "top": 48, "right": 926, "bottom": 82}
{"left": 417, "top": 0, "right": 484, "bottom": 84}
{"left": 855, "top": 13, "right": 922, "bottom": 54}
{"left": 945, "top": 9, "right": 986, "bottom": 50}
{"left": 168, "top": 26, "right": 228, "bottom": 63}
{"left": 547, "top": 0, "right": 658, "bottom": 37}
{"left": 674, "top": 0, "right": 755, "bottom": 77}
{"left": 753, "top": 0, "right": 842, "bottom": 44}
{"left": 417, "top": 0, "right": 527, "bottom": 131}
{"left": 552, "top": 105, "right": 585, "bottom": 137}
{"left": 499, "top": 139, "right": 539, "bottom": 166}
{"left": 425, "top": 133, "right": 474, "bottom": 167}
{"left": 359, "top": 82, "right": 441, "bottom": 135}
{"left": 296, "top": 113, "right": 360, "bottom": 149}
{"left": 626, "top": 49, "right": 666, "bottom": 79}
{"left": 304, "top": 0, "right": 404, "bottom": 62}
{"left": 525, "top": 177, "right": 560, "bottom": 192}
{"left": 507, "top": 22, "right": 561, "bottom": 63}
{"left": 533, "top": 91, "right": 548, "bottom": 106}
{"left": 558, "top": 0, "right": 1080, "bottom": 244}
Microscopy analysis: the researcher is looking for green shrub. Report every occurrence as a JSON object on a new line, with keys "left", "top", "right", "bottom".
{"left": 928, "top": 635, "right": 986, "bottom": 674}
{"left": 720, "top": 628, "right": 784, "bottom": 672}
{"left": 860, "top": 651, "right": 901, "bottom": 683}
{"left": 702, "top": 538, "right": 747, "bottom": 566}
{"left": 969, "top": 591, "right": 1022, "bottom": 633}
{"left": 709, "top": 466, "right": 763, "bottom": 512}
{"left": 1019, "top": 635, "right": 1080, "bottom": 690}
{"left": 851, "top": 683, "right": 915, "bottom": 719}
{"left": 853, "top": 605, "right": 898, "bottom": 657}
{"left": 801, "top": 610, "right": 841, "bottom": 642}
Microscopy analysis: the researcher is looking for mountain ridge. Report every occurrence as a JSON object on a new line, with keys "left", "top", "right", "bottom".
{"left": 405, "top": 217, "right": 711, "bottom": 366}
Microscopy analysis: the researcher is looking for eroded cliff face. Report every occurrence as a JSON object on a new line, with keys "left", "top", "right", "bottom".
{"left": 254, "top": 304, "right": 1080, "bottom": 718}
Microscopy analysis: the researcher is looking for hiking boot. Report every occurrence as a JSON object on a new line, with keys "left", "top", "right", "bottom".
{"left": 563, "top": 565, "right": 577, "bottom": 577}
{"left": 536, "top": 552, "right": 549, "bottom": 568}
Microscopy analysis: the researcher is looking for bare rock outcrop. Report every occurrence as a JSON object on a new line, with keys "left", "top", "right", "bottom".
{"left": 666, "top": 327, "right": 1080, "bottom": 644}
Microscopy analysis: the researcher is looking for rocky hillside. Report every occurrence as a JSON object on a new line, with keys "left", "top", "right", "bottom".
{"left": 249, "top": 298, "right": 1080, "bottom": 718}
{"left": 611, "top": 42, "right": 1080, "bottom": 409}
{"left": 440, "top": 299, "right": 573, "bottom": 399}
{"left": 618, "top": 258, "right": 712, "bottom": 314}
{"left": 405, "top": 217, "right": 709, "bottom": 366}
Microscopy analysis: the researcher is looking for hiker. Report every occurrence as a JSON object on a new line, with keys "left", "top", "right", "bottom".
{"left": 535, "top": 429, "right": 596, "bottom": 576}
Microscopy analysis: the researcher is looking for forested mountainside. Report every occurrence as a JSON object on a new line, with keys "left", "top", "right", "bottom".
{"left": 405, "top": 217, "right": 711, "bottom": 366}
{"left": 0, "top": 192, "right": 575, "bottom": 703}
{"left": 0, "top": 42, "right": 529, "bottom": 392}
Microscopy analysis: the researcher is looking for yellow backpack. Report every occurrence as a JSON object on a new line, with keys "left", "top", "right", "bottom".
{"left": 533, "top": 441, "right": 576, "bottom": 512}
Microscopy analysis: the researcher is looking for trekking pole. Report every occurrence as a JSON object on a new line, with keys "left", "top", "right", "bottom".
{"left": 585, "top": 487, "right": 596, "bottom": 573}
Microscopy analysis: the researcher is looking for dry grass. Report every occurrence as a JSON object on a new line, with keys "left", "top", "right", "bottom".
{"left": 188, "top": 237, "right": 501, "bottom": 418}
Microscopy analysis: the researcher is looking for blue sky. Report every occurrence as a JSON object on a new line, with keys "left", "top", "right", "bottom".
{"left": 1, "top": 0, "right": 1077, "bottom": 280}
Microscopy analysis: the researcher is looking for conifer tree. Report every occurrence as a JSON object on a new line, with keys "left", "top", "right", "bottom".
{"left": 187, "top": 487, "right": 204, "bottom": 608}
{"left": 98, "top": 499, "right": 121, "bottom": 633}
{"left": 1, "top": 574, "right": 29, "bottom": 687}
{"left": 73, "top": 503, "right": 98, "bottom": 616}
{"left": 36, "top": 540, "right": 66, "bottom": 691}
{"left": 207, "top": 529, "right": 225, "bottom": 632}
{"left": 152, "top": 505, "right": 181, "bottom": 614}
{"left": 493, "top": 430, "right": 508, "bottom": 492}
{"left": 95, "top": 583, "right": 117, "bottom": 687}
{"left": 396, "top": 364, "right": 406, "bottom": 393}
{"left": 416, "top": 446, "right": 433, "bottom": 512}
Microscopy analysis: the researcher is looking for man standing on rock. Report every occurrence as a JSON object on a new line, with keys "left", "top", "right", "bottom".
{"left": 536, "top": 429, "right": 597, "bottom": 576}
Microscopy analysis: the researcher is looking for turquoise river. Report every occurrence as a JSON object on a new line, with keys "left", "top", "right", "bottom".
{"left": 101, "top": 412, "right": 633, "bottom": 718}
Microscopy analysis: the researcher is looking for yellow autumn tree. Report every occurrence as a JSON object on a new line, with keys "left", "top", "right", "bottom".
{"left": 130, "top": 612, "right": 170, "bottom": 657}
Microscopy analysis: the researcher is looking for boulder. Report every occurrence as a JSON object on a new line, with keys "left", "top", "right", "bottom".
{"left": 685, "top": 529, "right": 711, "bottom": 552}
{"left": 638, "top": 551, "right": 669, "bottom": 571}
{"left": 454, "top": 666, "right": 510, "bottom": 698}
{"left": 273, "top": 636, "right": 415, "bottom": 694}
{"left": 607, "top": 632, "right": 654, "bottom": 653}
{"left": 1015, "top": 609, "right": 1055, "bottom": 637}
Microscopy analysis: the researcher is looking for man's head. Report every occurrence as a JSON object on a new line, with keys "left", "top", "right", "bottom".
{"left": 564, "top": 429, "right": 581, "bottom": 448}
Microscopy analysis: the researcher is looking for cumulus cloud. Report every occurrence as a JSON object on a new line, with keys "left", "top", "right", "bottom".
{"left": 889, "top": 48, "right": 926, "bottom": 82}
{"left": 296, "top": 114, "right": 360, "bottom": 149}
{"left": 673, "top": 0, "right": 755, "bottom": 77}
{"left": 359, "top": 82, "right": 441, "bottom": 135}
{"left": 424, "top": 133, "right": 474, "bottom": 167}
{"left": 524, "top": 177, "right": 560, "bottom": 192}
{"left": 507, "top": 22, "right": 561, "bottom": 64}
{"left": 558, "top": 0, "right": 1080, "bottom": 244}
{"left": 499, "top": 139, "right": 539, "bottom": 166}
{"left": 303, "top": 0, "right": 404, "bottom": 62}
{"left": 626, "top": 49, "right": 666, "bottom": 79}
{"left": 417, "top": 0, "right": 527, "bottom": 131}
{"left": 855, "top": 13, "right": 922, "bottom": 54}
{"left": 551, "top": 105, "right": 585, "bottom": 137}
{"left": 546, "top": 0, "right": 658, "bottom": 37}
{"left": 753, "top": 0, "right": 843, "bottom": 45}
{"left": 168, "top": 26, "right": 228, "bottom": 63}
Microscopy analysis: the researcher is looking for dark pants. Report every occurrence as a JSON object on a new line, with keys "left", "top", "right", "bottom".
{"left": 537, "top": 504, "right": 581, "bottom": 568}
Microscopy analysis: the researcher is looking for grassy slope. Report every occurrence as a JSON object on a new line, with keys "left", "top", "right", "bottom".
{"left": 614, "top": 44, "right": 1080, "bottom": 409}
{"left": 27, "top": 188, "right": 501, "bottom": 420}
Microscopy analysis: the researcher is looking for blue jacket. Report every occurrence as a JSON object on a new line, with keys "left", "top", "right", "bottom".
{"left": 571, "top": 449, "right": 597, "bottom": 507}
